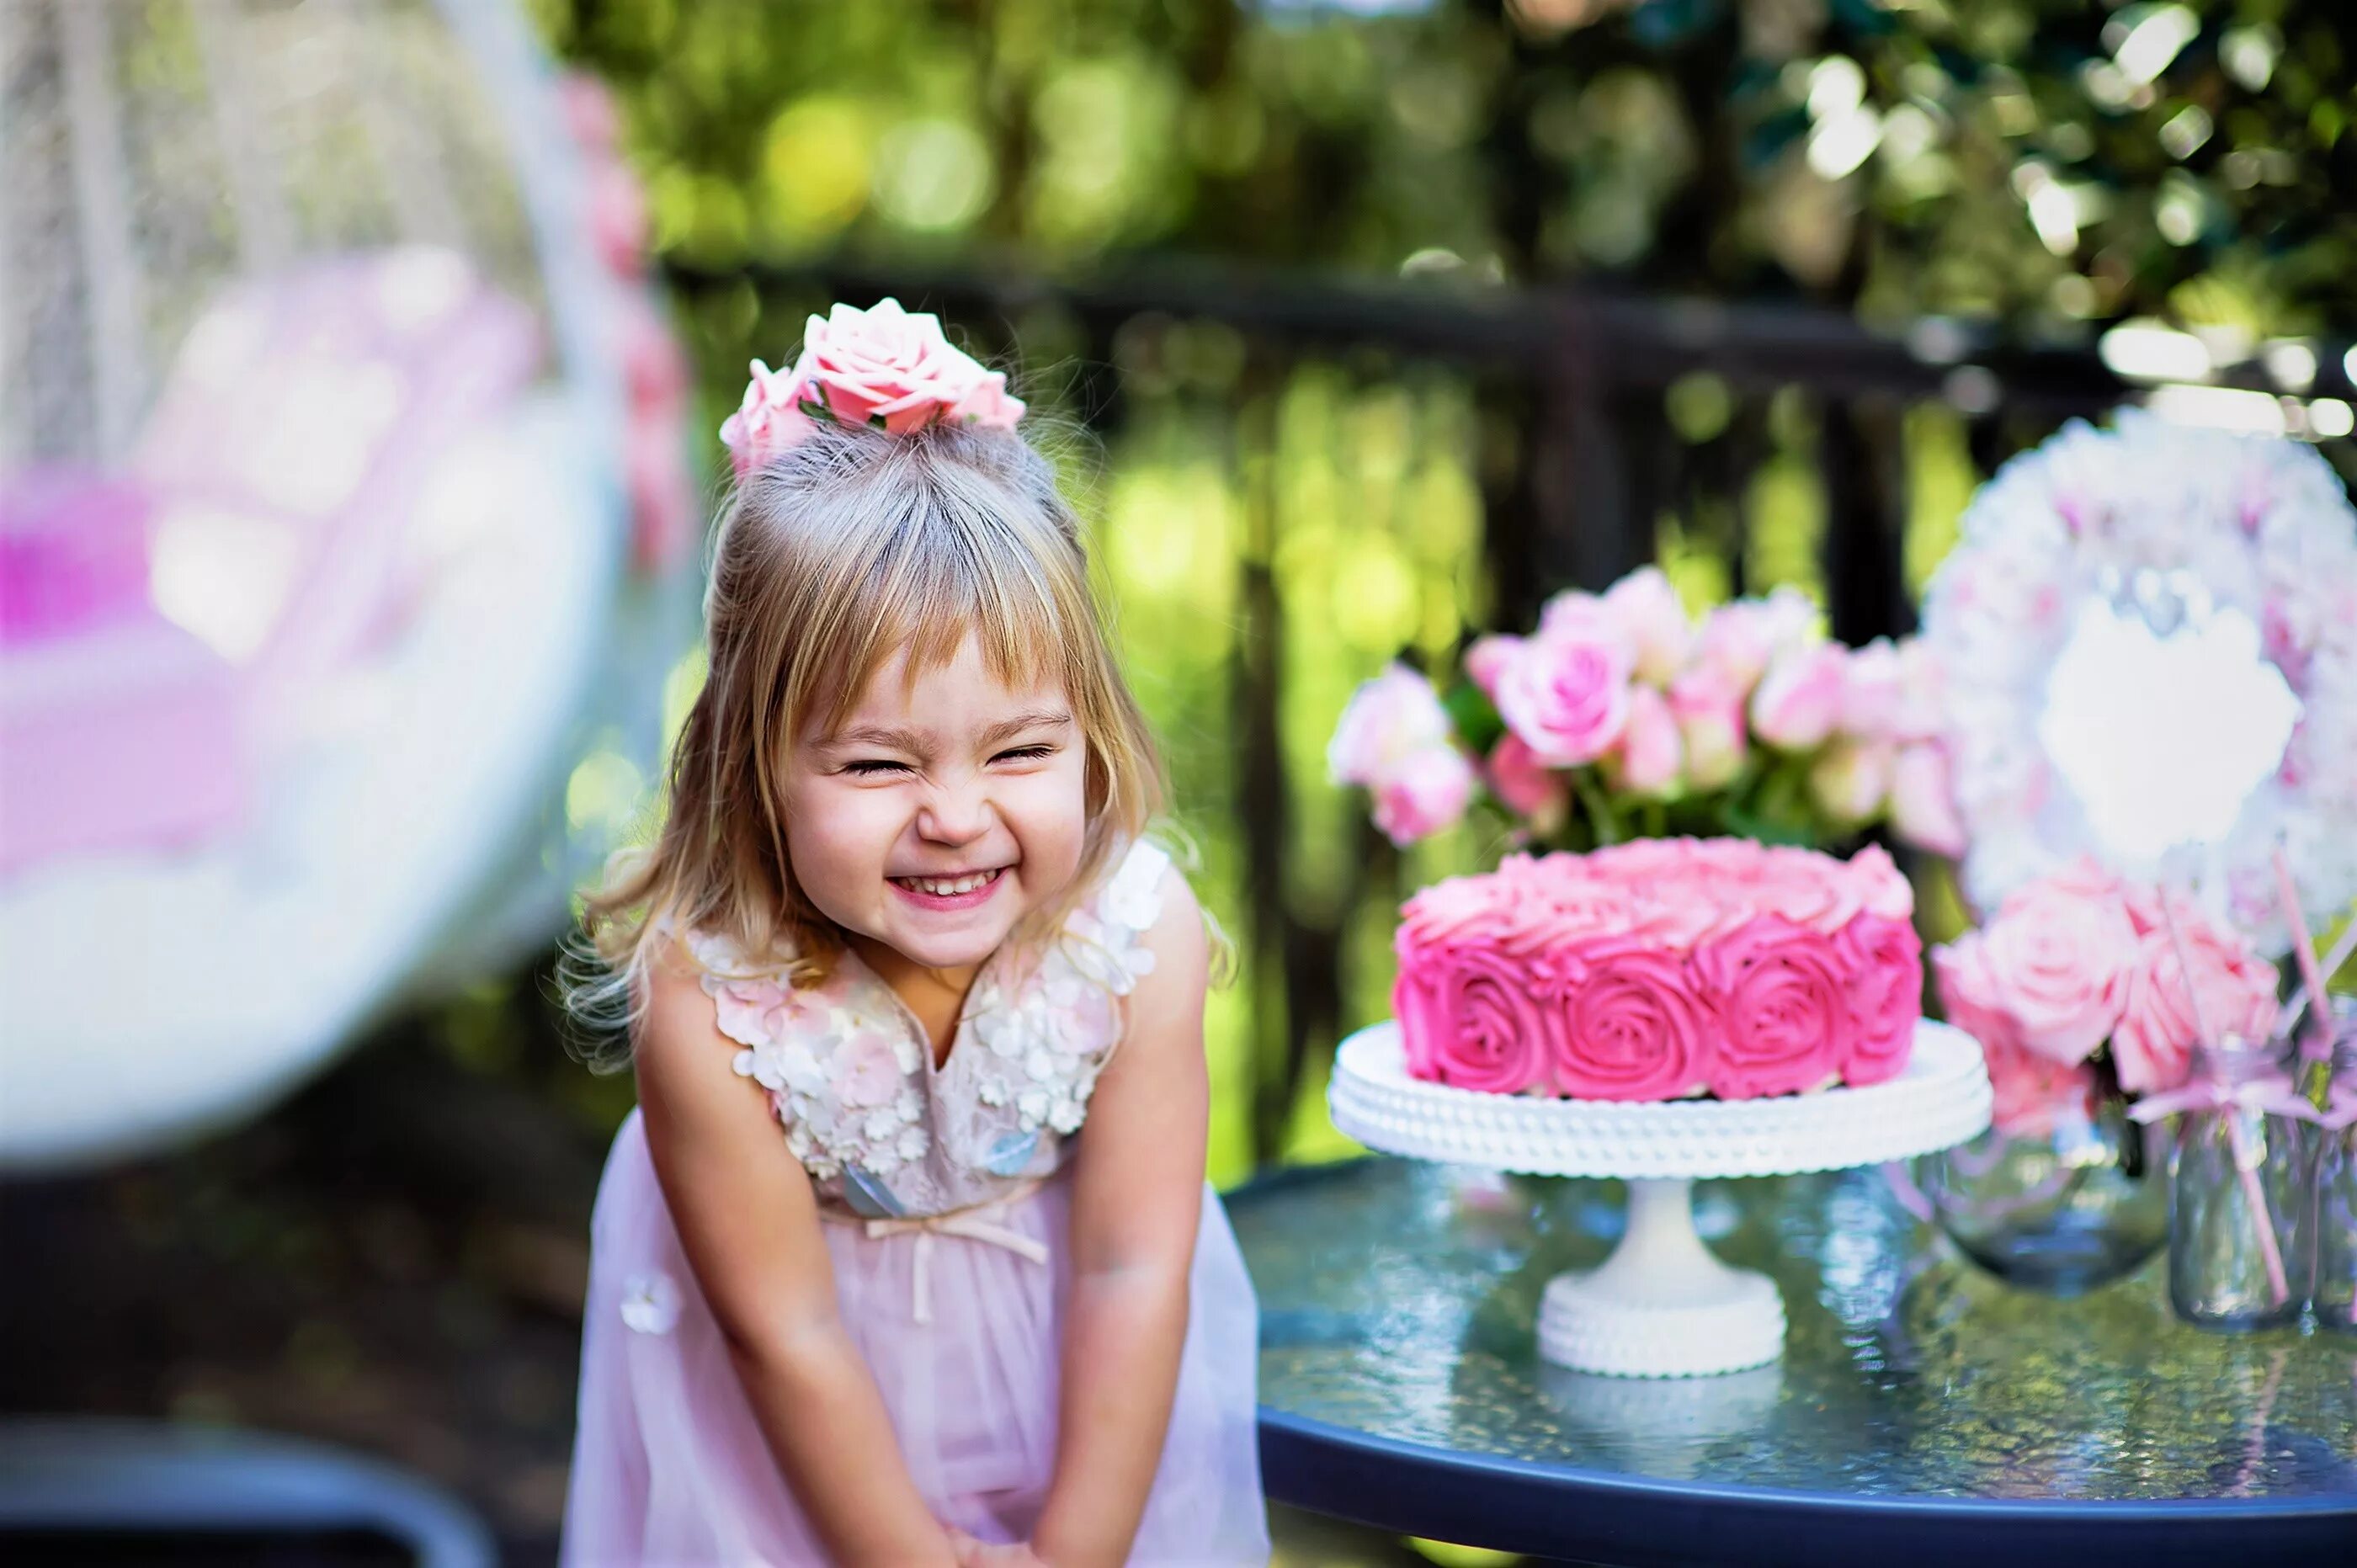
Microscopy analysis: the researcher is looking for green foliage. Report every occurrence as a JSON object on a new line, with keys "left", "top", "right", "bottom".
{"left": 547, "top": 0, "right": 2353, "bottom": 332}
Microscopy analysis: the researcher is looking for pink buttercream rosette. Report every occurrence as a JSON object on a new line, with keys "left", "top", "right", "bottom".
{"left": 1391, "top": 837, "right": 1920, "bottom": 1102}
{"left": 720, "top": 298, "right": 1025, "bottom": 477}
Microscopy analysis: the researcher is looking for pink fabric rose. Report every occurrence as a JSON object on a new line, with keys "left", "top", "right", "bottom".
{"left": 1667, "top": 666, "right": 1748, "bottom": 790}
{"left": 1400, "top": 945, "right": 1563, "bottom": 1094}
{"left": 1694, "top": 916, "right": 1856, "bottom": 1098}
{"left": 1492, "top": 601, "right": 1636, "bottom": 767}
{"left": 1486, "top": 733, "right": 1567, "bottom": 822}
{"left": 1328, "top": 663, "right": 1453, "bottom": 787}
{"left": 1610, "top": 685, "right": 1683, "bottom": 797}
{"left": 835, "top": 1029, "right": 906, "bottom": 1109}
{"left": 1549, "top": 940, "right": 1715, "bottom": 1100}
{"left": 709, "top": 971, "right": 817, "bottom": 1050}
{"left": 795, "top": 298, "right": 1013, "bottom": 433}
{"left": 1838, "top": 915, "right": 1923, "bottom": 1085}
{"left": 1975, "top": 871, "right": 2139, "bottom": 1066}
{"left": 718, "top": 358, "right": 819, "bottom": 477}
{"left": 1371, "top": 746, "right": 1477, "bottom": 847}
{"left": 2111, "top": 912, "right": 2280, "bottom": 1095}
{"left": 1749, "top": 642, "right": 1846, "bottom": 752}
{"left": 719, "top": 298, "right": 1023, "bottom": 475}
{"left": 1602, "top": 566, "right": 1693, "bottom": 687}
{"left": 1888, "top": 742, "right": 1966, "bottom": 858}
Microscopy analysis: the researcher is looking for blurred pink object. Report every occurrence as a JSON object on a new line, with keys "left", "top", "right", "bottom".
{"left": 0, "top": 471, "right": 246, "bottom": 875}
{"left": 135, "top": 248, "right": 542, "bottom": 733}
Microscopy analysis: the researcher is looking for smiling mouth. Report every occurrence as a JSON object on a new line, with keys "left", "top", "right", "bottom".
{"left": 888, "top": 866, "right": 1008, "bottom": 898}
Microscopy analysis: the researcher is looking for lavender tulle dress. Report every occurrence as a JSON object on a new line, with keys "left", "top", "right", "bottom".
{"left": 560, "top": 841, "right": 1270, "bottom": 1565}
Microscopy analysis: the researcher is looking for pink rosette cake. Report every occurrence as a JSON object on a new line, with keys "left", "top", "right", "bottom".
{"left": 1391, "top": 837, "right": 1921, "bottom": 1102}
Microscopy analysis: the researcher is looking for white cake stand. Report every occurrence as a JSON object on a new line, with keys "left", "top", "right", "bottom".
{"left": 1328, "top": 1018, "right": 1992, "bottom": 1379}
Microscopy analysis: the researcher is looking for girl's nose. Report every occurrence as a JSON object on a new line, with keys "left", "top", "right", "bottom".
{"left": 917, "top": 779, "right": 994, "bottom": 845}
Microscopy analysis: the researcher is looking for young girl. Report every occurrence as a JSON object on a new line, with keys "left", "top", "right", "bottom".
{"left": 558, "top": 300, "right": 1270, "bottom": 1565}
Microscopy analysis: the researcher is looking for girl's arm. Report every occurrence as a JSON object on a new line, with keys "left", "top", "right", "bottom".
{"left": 634, "top": 945, "right": 961, "bottom": 1568}
{"left": 1030, "top": 868, "right": 1214, "bottom": 1568}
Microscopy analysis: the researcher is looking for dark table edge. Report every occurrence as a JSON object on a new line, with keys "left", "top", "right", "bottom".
{"left": 1226, "top": 1156, "right": 2357, "bottom": 1564}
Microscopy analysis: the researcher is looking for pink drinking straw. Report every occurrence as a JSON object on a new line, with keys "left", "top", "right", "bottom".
{"left": 2156, "top": 899, "right": 2290, "bottom": 1309}
{"left": 2273, "top": 848, "right": 2333, "bottom": 1074}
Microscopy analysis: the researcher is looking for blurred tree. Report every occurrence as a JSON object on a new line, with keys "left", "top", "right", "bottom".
{"left": 531, "top": 0, "right": 2354, "bottom": 336}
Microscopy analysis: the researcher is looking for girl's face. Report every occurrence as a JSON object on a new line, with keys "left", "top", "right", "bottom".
{"left": 784, "top": 634, "right": 1088, "bottom": 981}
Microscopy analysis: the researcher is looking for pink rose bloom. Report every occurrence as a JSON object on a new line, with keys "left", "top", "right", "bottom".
{"left": 1611, "top": 685, "right": 1683, "bottom": 797}
{"left": 835, "top": 1029, "right": 906, "bottom": 1109}
{"left": 1463, "top": 634, "right": 1523, "bottom": 702}
{"left": 1807, "top": 738, "right": 1895, "bottom": 826}
{"left": 1693, "top": 587, "right": 1818, "bottom": 694}
{"left": 1548, "top": 940, "right": 1715, "bottom": 1100}
{"left": 1888, "top": 742, "right": 1966, "bottom": 858}
{"left": 2112, "top": 918, "right": 2280, "bottom": 1095}
{"left": 1486, "top": 733, "right": 1567, "bottom": 823}
{"left": 1492, "top": 602, "right": 1636, "bottom": 767}
{"left": 1328, "top": 663, "right": 1453, "bottom": 787}
{"left": 1400, "top": 945, "right": 1564, "bottom": 1094}
{"left": 1371, "top": 746, "right": 1477, "bottom": 847}
{"left": 1934, "top": 935, "right": 2097, "bottom": 1136}
{"left": 1749, "top": 642, "right": 1846, "bottom": 752}
{"left": 1838, "top": 637, "right": 1905, "bottom": 740}
{"left": 1838, "top": 915, "right": 1923, "bottom": 1085}
{"left": 1891, "top": 637, "right": 1947, "bottom": 744}
{"left": 1694, "top": 917, "right": 1857, "bottom": 1098}
{"left": 1977, "top": 872, "right": 2139, "bottom": 1066}
{"left": 1602, "top": 566, "right": 1693, "bottom": 687}
{"left": 1667, "top": 666, "right": 1748, "bottom": 790}
{"left": 1985, "top": 1026, "right": 2099, "bottom": 1138}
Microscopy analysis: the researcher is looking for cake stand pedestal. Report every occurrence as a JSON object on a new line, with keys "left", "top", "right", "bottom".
{"left": 1328, "top": 1018, "right": 1992, "bottom": 1378}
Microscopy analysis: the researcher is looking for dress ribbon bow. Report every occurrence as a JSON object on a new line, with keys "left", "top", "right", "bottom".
{"left": 822, "top": 1176, "right": 1051, "bottom": 1325}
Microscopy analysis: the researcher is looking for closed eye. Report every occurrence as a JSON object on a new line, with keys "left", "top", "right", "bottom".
{"left": 994, "top": 745, "right": 1055, "bottom": 763}
{"left": 843, "top": 759, "right": 911, "bottom": 777}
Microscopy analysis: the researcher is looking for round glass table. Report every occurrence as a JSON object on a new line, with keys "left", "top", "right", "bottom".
{"left": 1228, "top": 1157, "right": 2357, "bottom": 1565}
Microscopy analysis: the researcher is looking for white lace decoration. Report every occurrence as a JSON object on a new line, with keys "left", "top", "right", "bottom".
{"left": 966, "top": 846, "right": 1163, "bottom": 1136}
{"left": 691, "top": 841, "right": 1169, "bottom": 1193}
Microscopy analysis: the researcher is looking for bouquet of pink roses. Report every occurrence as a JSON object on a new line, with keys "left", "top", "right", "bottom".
{"left": 1328, "top": 566, "right": 1966, "bottom": 856}
{"left": 1932, "top": 857, "right": 2281, "bottom": 1136}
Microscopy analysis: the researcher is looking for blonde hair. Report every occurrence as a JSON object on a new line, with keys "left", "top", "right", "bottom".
{"left": 563, "top": 407, "right": 1209, "bottom": 1063}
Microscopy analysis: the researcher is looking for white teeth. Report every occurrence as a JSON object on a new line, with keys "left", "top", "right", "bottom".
{"left": 897, "top": 869, "right": 998, "bottom": 896}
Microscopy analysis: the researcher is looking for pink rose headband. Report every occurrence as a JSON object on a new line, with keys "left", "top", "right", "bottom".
{"left": 718, "top": 297, "right": 1025, "bottom": 478}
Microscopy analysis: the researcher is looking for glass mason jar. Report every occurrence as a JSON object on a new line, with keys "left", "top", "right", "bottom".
{"left": 1923, "top": 1093, "right": 2168, "bottom": 1295}
{"left": 2167, "top": 1040, "right": 2312, "bottom": 1332}
{"left": 2306, "top": 1034, "right": 2357, "bottom": 1336}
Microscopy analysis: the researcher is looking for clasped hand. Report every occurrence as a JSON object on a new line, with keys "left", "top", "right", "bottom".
{"left": 945, "top": 1524, "right": 1052, "bottom": 1567}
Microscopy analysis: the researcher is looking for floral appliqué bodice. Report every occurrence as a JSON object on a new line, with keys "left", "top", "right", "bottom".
{"left": 684, "top": 840, "right": 1169, "bottom": 1221}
